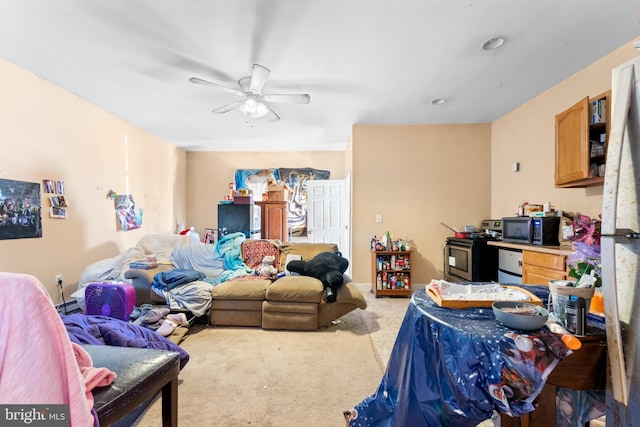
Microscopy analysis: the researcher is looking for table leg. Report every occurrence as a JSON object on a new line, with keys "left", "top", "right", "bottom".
{"left": 161, "top": 376, "right": 178, "bottom": 427}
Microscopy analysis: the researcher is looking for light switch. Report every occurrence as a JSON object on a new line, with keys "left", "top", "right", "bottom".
{"left": 512, "top": 162, "right": 520, "bottom": 172}
{"left": 375, "top": 214, "right": 383, "bottom": 223}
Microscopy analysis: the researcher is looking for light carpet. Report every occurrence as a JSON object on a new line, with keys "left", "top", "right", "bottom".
{"left": 131, "top": 308, "right": 385, "bottom": 427}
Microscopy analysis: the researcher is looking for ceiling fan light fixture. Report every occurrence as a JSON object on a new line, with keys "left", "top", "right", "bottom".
{"left": 244, "top": 97, "right": 258, "bottom": 113}
{"left": 482, "top": 35, "right": 508, "bottom": 51}
{"left": 239, "top": 96, "right": 269, "bottom": 119}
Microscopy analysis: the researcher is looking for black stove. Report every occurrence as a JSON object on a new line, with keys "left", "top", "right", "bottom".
{"left": 444, "top": 236, "right": 498, "bottom": 282}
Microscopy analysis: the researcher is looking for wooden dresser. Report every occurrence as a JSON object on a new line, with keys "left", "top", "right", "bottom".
{"left": 256, "top": 201, "right": 288, "bottom": 241}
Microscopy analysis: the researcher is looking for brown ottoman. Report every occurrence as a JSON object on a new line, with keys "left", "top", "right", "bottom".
{"left": 262, "top": 275, "right": 324, "bottom": 330}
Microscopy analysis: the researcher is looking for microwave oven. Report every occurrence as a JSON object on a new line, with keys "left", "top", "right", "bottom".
{"left": 502, "top": 216, "right": 560, "bottom": 246}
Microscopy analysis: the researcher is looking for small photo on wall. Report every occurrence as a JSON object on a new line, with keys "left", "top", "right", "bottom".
{"left": 43, "top": 179, "right": 54, "bottom": 193}
{"left": 50, "top": 195, "right": 67, "bottom": 207}
{"left": 56, "top": 181, "right": 64, "bottom": 195}
{"left": 50, "top": 207, "right": 67, "bottom": 219}
{"left": 203, "top": 228, "right": 217, "bottom": 244}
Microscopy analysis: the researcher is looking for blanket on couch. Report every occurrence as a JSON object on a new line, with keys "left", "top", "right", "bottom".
{"left": 151, "top": 232, "right": 254, "bottom": 314}
{"left": 167, "top": 232, "right": 253, "bottom": 284}
{"left": 75, "top": 233, "right": 256, "bottom": 313}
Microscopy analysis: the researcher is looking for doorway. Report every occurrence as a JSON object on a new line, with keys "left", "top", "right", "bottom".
{"left": 305, "top": 179, "right": 350, "bottom": 274}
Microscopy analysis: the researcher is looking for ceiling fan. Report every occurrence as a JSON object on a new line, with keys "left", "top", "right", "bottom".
{"left": 189, "top": 64, "right": 310, "bottom": 122}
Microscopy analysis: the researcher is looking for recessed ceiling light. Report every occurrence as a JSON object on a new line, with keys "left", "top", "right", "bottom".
{"left": 431, "top": 98, "right": 447, "bottom": 105}
{"left": 482, "top": 35, "right": 508, "bottom": 50}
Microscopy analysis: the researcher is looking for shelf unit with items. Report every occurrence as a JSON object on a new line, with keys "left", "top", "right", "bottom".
{"left": 554, "top": 90, "right": 610, "bottom": 188}
{"left": 371, "top": 250, "right": 412, "bottom": 297}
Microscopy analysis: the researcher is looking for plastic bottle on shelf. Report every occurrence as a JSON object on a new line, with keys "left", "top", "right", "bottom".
{"left": 385, "top": 231, "right": 392, "bottom": 250}
{"left": 376, "top": 273, "right": 382, "bottom": 290}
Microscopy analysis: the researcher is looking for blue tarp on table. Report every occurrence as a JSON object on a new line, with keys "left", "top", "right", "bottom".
{"left": 348, "top": 286, "right": 571, "bottom": 427}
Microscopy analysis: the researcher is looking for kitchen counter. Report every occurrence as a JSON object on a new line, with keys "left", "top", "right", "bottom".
{"left": 488, "top": 240, "right": 573, "bottom": 256}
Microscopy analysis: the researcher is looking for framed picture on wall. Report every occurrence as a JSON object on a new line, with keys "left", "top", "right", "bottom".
{"left": 0, "top": 178, "right": 42, "bottom": 239}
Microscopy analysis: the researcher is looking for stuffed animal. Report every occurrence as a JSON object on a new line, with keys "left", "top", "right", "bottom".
{"left": 256, "top": 255, "right": 278, "bottom": 277}
{"left": 286, "top": 252, "right": 349, "bottom": 303}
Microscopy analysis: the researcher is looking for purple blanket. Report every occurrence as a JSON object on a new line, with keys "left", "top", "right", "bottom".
{"left": 61, "top": 313, "right": 189, "bottom": 369}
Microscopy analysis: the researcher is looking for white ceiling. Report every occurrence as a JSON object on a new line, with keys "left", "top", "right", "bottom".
{"left": 0, "top": 1, "right": 638, "bottom": 152}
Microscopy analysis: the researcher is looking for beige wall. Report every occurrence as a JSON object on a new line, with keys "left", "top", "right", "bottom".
{"left": 350, "top": 124, "right": 492, "bottom": 284}
{"left": 0, "top": 58, "right": 186, "bottom": 301}
{"left": 185, "top": 151, "right": 345, "bottom": 237}
{"left": 491, "top": 39, "right": 640, "bottom": 219}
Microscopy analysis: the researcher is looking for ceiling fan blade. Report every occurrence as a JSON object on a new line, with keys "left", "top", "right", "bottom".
{"left": 189, "top": 77, "right": 244, "bottom": 97}
{"left": 262, "top": 94, "right": 310, "bottom": 104}
{"left": 212, "top": 100, "right": 245, "bottom": 114}
{"left": 249, "top": 64, "right": 270, "bottom": 95}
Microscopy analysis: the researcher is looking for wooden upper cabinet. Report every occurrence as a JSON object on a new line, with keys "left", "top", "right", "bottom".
{"left": 554, "top": 91, "right": 610, "bottom": 188}
{"left": 555, "top": 97, "right": 589, "bottom": 185}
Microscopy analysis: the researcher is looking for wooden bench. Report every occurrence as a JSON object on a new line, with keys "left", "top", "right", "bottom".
{"left": 83, "top": 345, "right": 180, "bottom": 427}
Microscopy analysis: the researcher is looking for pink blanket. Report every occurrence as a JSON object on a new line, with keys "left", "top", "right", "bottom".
{"left": 0, "top": 272, "right": 115, "bottom": 426}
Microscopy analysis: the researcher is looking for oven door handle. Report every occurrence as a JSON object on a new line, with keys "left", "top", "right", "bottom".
{"left": 443, "top": 242, "right": 448, "bottom": 276}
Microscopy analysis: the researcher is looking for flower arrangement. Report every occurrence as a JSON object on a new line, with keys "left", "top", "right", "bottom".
{"left": 567, "top": 213, "right": 602, "bottom": 288}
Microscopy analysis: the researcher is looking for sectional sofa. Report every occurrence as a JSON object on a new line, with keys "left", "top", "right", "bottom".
{"left": 124, "top": 239, "right": 367, "bottom": 331}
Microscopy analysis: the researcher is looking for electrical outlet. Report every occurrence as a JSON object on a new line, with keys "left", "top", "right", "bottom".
{"left": 56, "top": 274, "right": 63, "bottom": 287}
{"left": 375, "top": 214, "right": 383, "bottom": 223}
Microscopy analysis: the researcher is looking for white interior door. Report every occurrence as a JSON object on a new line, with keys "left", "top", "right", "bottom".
{"left": 306, "top": 180, "right": 350, "bottom": 273}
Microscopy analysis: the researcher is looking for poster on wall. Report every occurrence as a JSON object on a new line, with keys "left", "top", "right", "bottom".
{"left": 233, "top": 168, "right": 330, "bottom": 237}
{"left": 114, "top": 194, "right": 143, "bottom": 231}
{"left": 0, "top": 178, "right": 42, "bottom": 240}
{"left": 234, "top": 168, "right": 278, "bottom": 196}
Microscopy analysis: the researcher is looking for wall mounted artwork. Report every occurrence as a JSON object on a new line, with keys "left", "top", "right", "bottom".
{"left": 234, "top": 167, "right": 330, "bottom": 237}
{"left": 0, "top": 178, "right": 42, "bottom": 240}
{"left": 43, "top": 178, "right": 68, "bottom": 219}
{"left": 114, "top": 194, "right": 143, "bottom": 231}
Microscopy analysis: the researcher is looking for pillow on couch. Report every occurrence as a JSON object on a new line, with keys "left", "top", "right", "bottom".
{"left": 241, "top": 240, "right": 282, "bottom": 270}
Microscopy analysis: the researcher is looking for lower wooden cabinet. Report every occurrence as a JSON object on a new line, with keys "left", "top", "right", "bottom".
{"left": 522, "top": 250, "right": 568, "bottom": 285}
